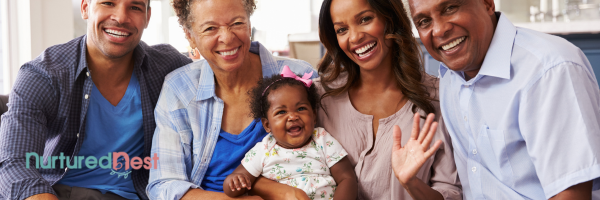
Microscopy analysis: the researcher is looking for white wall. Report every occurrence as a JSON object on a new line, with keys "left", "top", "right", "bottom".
{"left": 251, "top": 0, "right": 313, "bottom": 51}
{"left": 72, "top": 0, "right": 87, "bottom": 37}
{"left": 1, "top": 0, "right": 17, "bottom": 95}
{"left": 0, "top": 0, "right": 4, "bottom": 93}
{"left": 1, "top": 0, "right": 74, "bottom": 94}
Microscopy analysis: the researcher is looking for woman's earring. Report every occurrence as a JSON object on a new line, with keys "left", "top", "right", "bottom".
{"left": 189, "top": 48, "right": 201, "bottom": 59}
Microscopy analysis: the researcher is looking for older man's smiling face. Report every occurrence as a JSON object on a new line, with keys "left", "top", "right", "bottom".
{"left": 408, "top": 0, "right": 496, "bottom": 78}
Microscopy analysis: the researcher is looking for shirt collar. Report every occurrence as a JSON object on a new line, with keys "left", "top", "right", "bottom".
{"left": 196, "top": 61, "right": 217, "bottom": 101}
{"left": 477, "top": 12, "right": 514, "bottom": 80}
{"left": 76, "top": 35, "right": 148, "bottom": 81}
{"left": 196, "top": 41, "right": 265, "bottom": 101}
{"left": 132, "top": 41, "right": 148, "bottom": 70}
{"left": 439, "top": 12, "right": 515, "bottom": 80}
{"left": 439, "top": 63, "right": 450, "bottom": 78}
{"left": 255, "top": 41, "right": 280, "bottom": 75}
{"left": 76, "top": 35, "right": 89, "bottom": 80}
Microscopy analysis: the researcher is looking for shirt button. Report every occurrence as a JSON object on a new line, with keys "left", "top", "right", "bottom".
{"left": 464, "top": 85, "right": 469, "bottom": 88}
{"left": 472, "top": 167, "right": 477, "bottom": 172}
{"left": 85, "top": 94, "right": 89, "bottom": 99}
{"left": 86, "top": 72, "right": 90, "bottom": 76}
{"left": 77, "top": 133, "right": 79, "bottom": 138}
{"left": 464, "top": 116, "right": 468, "bottom": 121}
{"left": 472, "top": 149, "right": 477, "bottom": 155}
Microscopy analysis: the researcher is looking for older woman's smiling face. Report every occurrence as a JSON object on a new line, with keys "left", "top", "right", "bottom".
{"left": 186, "top": 0, "right": 252, "bottom": 72}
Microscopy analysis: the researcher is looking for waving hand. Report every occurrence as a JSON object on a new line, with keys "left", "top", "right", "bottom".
{"left": 392, "top": 113, "right": 443, "bottom": 185}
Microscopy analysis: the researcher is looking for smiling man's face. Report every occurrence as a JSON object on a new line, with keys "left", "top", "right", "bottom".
{"left": 408, "top": 0, "right": 496, "bottom": 77}
{"left": 82, "top": 0, "right": 151, "bottom": 59}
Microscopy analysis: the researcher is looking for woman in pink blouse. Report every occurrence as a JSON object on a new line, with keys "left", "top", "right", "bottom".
{"left": 315, "top": 0, "right": 462, "bottom": 199}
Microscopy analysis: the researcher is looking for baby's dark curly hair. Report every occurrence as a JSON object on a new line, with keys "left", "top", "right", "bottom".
{"left": 249, "top": 74, "right": 320, "bottom": 120}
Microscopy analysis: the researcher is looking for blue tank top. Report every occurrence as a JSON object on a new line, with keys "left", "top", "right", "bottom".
{"left": 200, "top": 120, "right": 268, "bottom": 192}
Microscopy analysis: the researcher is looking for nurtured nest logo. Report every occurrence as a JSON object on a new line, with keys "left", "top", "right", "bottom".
{"left": 25, "top": 152, "right": 159, "bottom": 170}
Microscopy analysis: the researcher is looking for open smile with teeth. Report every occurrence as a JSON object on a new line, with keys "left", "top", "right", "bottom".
{"left": 441, "top": 36, "right": 466, "bottom": 51}
{"left": 287, "top": 125, "right": 303, "bottom": 136}
{"left": 217, "top": 47, "right": 239, "bottom": 56}
{"left": 104, "top": 29, "right": 130, "bottom": 38}
{"left": 354, "top": 42, "right": 377, "bottom": 58}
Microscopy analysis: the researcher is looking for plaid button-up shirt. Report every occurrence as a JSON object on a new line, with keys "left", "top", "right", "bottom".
{"left": 0, "top": 35, "right": 191, "bottom": 200}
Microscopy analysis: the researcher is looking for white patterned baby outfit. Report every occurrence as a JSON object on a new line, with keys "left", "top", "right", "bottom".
{"left": 242, "top": 127, "right": 348, "bottom": 200}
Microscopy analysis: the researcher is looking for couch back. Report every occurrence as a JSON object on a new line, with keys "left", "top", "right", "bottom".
{"left": 0, "top": 94, "right": 8, "bottom": 124}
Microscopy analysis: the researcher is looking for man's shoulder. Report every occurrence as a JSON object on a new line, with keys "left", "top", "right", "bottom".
{"left": 24, "top": 36, "right": 85, "bottom": 71}
{"left": 513, "top": 28, "right": 586, "bottom": 68}
{"left": 504, "top": 28, "right": 596, "bottom": 95}
{"left": 511, "top": 28, "right": 592, "bottom": 86}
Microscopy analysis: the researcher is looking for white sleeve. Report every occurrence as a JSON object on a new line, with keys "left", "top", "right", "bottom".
{"left": 241, "top": 141, "right": 268, "bottom": 177}
{"left": 242, "top": 134, "right": 277, "bottom": 177}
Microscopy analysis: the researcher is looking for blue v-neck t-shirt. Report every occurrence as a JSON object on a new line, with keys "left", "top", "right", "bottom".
{"left": 58, "top": 73, "right": 144, "bottom": 199}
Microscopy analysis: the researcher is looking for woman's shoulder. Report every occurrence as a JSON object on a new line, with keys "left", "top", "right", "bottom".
{"left": 254, "top": 41, "right": 316, "bottom": 76}
{"left": 418, "top": 73, "right": 444, "bottom": 119}
{"left": 161, "top": 60, "right": 210, "bottom": 103}
{"left": 274, "top": 57, "right": 318, "bottom": 78}
{"left": 164, "top": 60, "right": 207, "bottom": 84}
{"left": 421, "top": 73, "right": 440, "bottom": 101}
{"left": 313, "top": 72, "right": 349, "bottom": 96}
{"left": 313, "top": 71, "right": 348, "bottom": 86}
{"left": 274, "top": 56, "right": 313, "bottom": 69}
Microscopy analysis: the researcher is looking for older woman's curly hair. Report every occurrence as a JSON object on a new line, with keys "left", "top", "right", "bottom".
{"left": 172, "top": 0, "right": 256, "bottom": 31}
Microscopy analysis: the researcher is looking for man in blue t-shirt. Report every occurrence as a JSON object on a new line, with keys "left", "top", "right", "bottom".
{"left": 0, "top": 0, "right": 191, "bottom": 199}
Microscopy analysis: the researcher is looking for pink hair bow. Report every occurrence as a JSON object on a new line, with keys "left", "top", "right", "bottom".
{"left": 281, "top": 65, "right": 313, "bottom": 87}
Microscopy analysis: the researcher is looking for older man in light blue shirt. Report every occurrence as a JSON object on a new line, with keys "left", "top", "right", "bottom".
{"left": 408, "top": 0, "right": 600, "bottom": 199}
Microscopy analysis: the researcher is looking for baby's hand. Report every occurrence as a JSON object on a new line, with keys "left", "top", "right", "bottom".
{"left": 227, "top": 173, "right": 253, "bottom": 191}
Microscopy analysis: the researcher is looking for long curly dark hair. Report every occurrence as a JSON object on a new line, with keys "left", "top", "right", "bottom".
{"left": 171, "top": 0, "right": 256, "bottom": 31}
{"left": 318, "top": 0, "right": 436, "bottom": 115}
{"left": 249, "top": 74, "right": 320, "bottom": 120}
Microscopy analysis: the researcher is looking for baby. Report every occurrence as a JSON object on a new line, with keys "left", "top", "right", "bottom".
{"left": 223, "top": 66, "right": 357, "bottom": 200}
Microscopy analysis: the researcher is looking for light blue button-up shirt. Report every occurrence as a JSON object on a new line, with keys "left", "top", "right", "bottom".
{"left": 439, "top": 13, "right": 600, "bottom": 199}
{"left": 146, "top": 41, "right": 317, "bottom": 200}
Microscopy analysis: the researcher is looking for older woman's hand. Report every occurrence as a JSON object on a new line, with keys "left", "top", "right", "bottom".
{"left": 391, "top": 113, "right": 443, "bottom": 186}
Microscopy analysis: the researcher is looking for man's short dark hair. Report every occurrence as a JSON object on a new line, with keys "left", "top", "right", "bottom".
{"left": 86, "top": 0, "right": 151, "bottom": 10}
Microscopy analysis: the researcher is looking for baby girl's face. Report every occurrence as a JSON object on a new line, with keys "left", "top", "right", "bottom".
{"left": 262, "top": 84, "right": 316, "bottom": 149}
